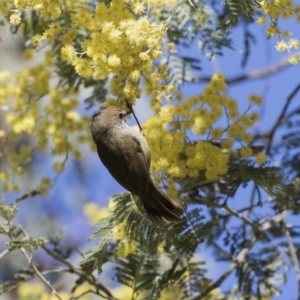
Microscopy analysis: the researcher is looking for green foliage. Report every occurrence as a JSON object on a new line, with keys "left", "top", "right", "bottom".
{"left": 7, "top": 237, "right": 49, "bottom": 251}
{"left": 0, "top": 268, "right": 35, "bottom": 295}
{"left": 0, "top": 202, "right": 18, "bottom": 221}
{"left": 79, "top": 156, "right": 299, "bottom": 298}
{"left": 221, "top": 0, "right": 259, "bottom": 33}
{"left": 161, "top": 54, "right": 201, "bottom": 87}
{"left": 80, "top": 192, "right": 209, "bottom": 297}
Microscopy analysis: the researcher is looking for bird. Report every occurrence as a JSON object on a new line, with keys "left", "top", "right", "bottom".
{"left": 90, "top": 105, "right": 184, "bottom": 225}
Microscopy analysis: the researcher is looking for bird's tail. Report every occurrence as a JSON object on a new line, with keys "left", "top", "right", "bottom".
{"left": 140, "top": 180, "right": 184, "bottom": 225}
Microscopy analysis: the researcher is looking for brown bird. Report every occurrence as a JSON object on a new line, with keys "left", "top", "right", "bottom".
{"left": 90, "top": 106, "right": 184, "bottom": 225}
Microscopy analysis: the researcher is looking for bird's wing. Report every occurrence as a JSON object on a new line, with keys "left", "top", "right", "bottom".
{"left": 98, "top": 131, "right": 150, "bottom": 197}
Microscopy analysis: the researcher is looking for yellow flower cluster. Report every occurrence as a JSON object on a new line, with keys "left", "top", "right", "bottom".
{"left": 111, "top": 220, "right": 138, "bottom": 257}
{"left": 109, "top": 199, "right": 137, "bottom": 257}
{"left": 3, "top": 0, "right": 267, "bottom": 200}
{"left": 143, "top": 73, "right": 264, "bottom": 186}
{"left": 0, "top": 57, "right": 93, "bottom": 195}
{"left": 17, "top": 281, "right": 96, "bottom": 300}
{"left": 257, "top": 1, "right": 300, "bottom": 64}
{"left": 83, "top": 202, "right": 110, "bottom": 225}
{"left": 9, "top": 0, "right": 176, "bottom": 106}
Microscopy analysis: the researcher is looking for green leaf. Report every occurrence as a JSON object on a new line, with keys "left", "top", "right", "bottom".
{"left": 0, "top": 202, "right": 18, "bottom": 221}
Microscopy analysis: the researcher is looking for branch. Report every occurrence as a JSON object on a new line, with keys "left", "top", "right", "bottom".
{"left": 193, "top": 53, "right": 295, "bottom": 84}
{"left": 263, "top": 81, "right": 300, "bottom": 154}
{"left": 0, "top": 249, "right": 9, "bottom": 260}
{"left": 194, "top": 236, "right": 257, "bottom": 300}
{"left": 42, "top": 246, "right": 117, "bottom": 300}
{"left": 282, "top": 217, "right": 300, "bottom": 300}
{"left": 15, "top": 190, "right": 40, "bottom": 203}
{"left": 6, "top": 223, "right": 62, "bottom": 299}
{"left": 197, "top": 197, "right": 262, "bottom": 232}
{"left": 197, "top": 195, "right": 290, "bottom": 296}
{"left": 19, "top": 248, "right": 63, "bottom": 300}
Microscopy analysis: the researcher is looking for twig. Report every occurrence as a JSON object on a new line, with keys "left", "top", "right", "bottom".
{"left": 264, "top": 81, "right": 300, "bottom": 154}
{"left": 197, "top": 197, "right": 261, "bottom": 232}
{"left": 6, "top": 223, "right": 62, "bottom": 299}
{"left": 194, "top": 236, "right": 257, "bottom": 299}
{"left": 19, "top": 248, "right": 63, "bottom": 300}
{"left": 193, "top": 53, "right": 295, "bottom": 84}
{"left": 15, "top": 190, "right": 40, "bottom": 203}
{"left": 124, "top": 100, "right": 143, "bottom": 132}
{"left": 70, "top": 289, "right": 111, "bottom": 300}
{"left": 194, "top": 199, "right": 285, "bottom": 299}
{"left": 42, "top": 246, "right": 117, "bottom": 300}
{"left": 0, "top": 249, "right": 9, "bottom": 260}
{"left": 6, "top": 224, "right": 116, "bottom": 299}
{"left": 282, "top": 216, "right": 300, "bottom": 300}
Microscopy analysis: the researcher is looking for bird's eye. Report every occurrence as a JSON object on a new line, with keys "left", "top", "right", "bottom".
{"left": 118, "top": 112, "right": 124, "bottom": 119}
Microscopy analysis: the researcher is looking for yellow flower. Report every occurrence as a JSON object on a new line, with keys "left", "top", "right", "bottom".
{"left": 155, "top": 158, "right": 169, "bottom": 172}
{"left": 133, "top": 2, "right": 145, "bottom": 14}
{"left": 0, "top": 70, "right": 10, "bottom": 81}
{"left": 139, "top": 51, "right": 150, "bottom": 61}
{"left": 199, "top": 13, "right": 208, "bottom": 24}
{"left": 41, "top": 291, "right": 69, "bottom": 300}
{"left": 240, "top": 147, "right": 253, "bottom": 158}
{"left": 0, "top": 130, "right": 6, "bottom": 138}
{"left": 31, "top": 35, "right": 42, "bottom": 47}
{"left": 109, "top": 29, "right": 122, "bottom": 42}
{"left": 192, "top": 116, "right": 208, "bottom": 134}
{"left": 112, "top": 221, "right": 127, "bottom": 240}
{"left": 116, "top": 240, "right": 137, "bottom": 257}
{"left": 249, "top": 112, "right": 259, "bottom": 122}
{"left": 167, "top": 43, "right": 175, "bottom": 51}
{"left": 248, "top": 94, "right": 263, "bottom": 105}
{"left": 61, "top": 45, "right": 74, "bottom": 62}
{"left": 83, "top": 203, "right": 110, "bottom": 224}
{"left": 282, "top": 30, "right": 292, "bottom": 38}
{"left": 129, "top": 70, "right": 140, "bottom": 82}
{"left": 157, "top": 241, "right": 166, "bottom": 254}
{"left": 241, "top": 132, "right": 253, "bottom": 143}
{"left": 226, "top": 99, "right": 239, "bottom": 119}
{"left": 10, "top": 13, "right": 21, "bottom": 25}
{"left": 266, "top": 26, "right": 279, "bottom": 36}
{"left": 275, "top": 40, "right": 288, "bottom": 52}
{"left": 288, "top": 38, "right": 299, "bottom": 49}
{"left": 61, "top": 29, "right": 77, "bottom": 44}
{"left": 108, "top": 197, "right": 117, "bottom": 211}
{"left": 227, "top": 123, "right": 244, "bottom": 138}
{"left": 112, "top": 285, "right": 133, "bottom": 299}
{"left": 73, "top": 284, "right": 95, "bottom": 299}
{"left": 256, "top": 16, "right": 266, "bottom": 26}
{"left": 167, "top": 183, "right": 178, "bottom": 199}
{"left": 66, "top": 111, "right": 80, "bottom": 123}
{"left": 107, "top": 54, "right": 121, "bottom": 67}
{"left": 18, "top": 282, "right": 44, "bottom": 297}
{"left": 19, "top": 145, "right": 31, "bottom": 164}
{"left": 73, "top": 150, "right": 82, "bottom": 160}
{"left": 256, "top": 152, "right": 267, "bottom": 165}
{"left": 289, "top": 55, "right": 300, "bottom": 65}
{"left": 39, "top": 178, "right": 52, "bottom": 195}
{"left": 23, "top": 49, "right": 36, "bottom": 61}
{"left": 211, "top": 127, "right": 223, "bottom": 139}
{"left": 53, "top": 162, "right": 64, "bottom": 173}
{"left": 13, "top": 116, "right": 36, "bottom": 134}
{"left": 73, "top": 58, "right": 92, "bottom": 78}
